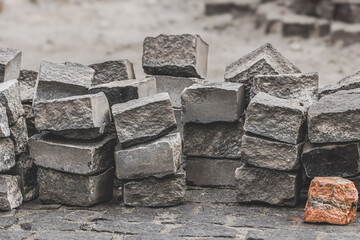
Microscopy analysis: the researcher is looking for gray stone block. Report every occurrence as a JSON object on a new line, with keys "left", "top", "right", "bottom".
{"left": 17, "top": 70, "right": 37, "bottom": 103}
{"left": 244, "top": 92, "right": 307, "bottom": 144}
{"left": 186, "top": 158, "right": 244, "bottom": 187}
{"left": 334, "top": 2, "right": 360, "bottom": 23}
{"left": 0, "top": 47, "right": 21, "bottom": 82}
{"left": 23, "top": 103, "right": 38, "bottom": 137}
{"left": 115, "top": 133, "right": 182, "bottom": 180}
{"left": 89, "top": 59, "right": 135, "bottom": 85}
{"left": 319, "top": 71, "right": 360, "bottom": 97}
{"left": 0, "top": 79, "right": 25, "bottom": 125}
{"left": 173, "top": 108, "right": 183, "bottom": 139}
{"left": 235, "top": 165, "right": 300, "bottom": 206}
{"left": 282, "top": 15, "right": 316, "bottom": 39}
{"left": 0, "top": 175, "right": 23, "bottom": 210}
{"left": 331, "top": 21, "right": 360, "bottom": 47}
{"left": 0, "top": 138, "right": 15, "bottom": 173}
{"left": 225, "top": 43, "right": 301, "bottom": 106}
{"left": 241, "top": 134, "right": 303, "bottom": 171}
{"left": 37, "top": 167, "right": 114, "bottom": 207}
{"left": 10, "top": 116, "right": 28, "bottom": 155}
{"left": 0, "top": 104, "right": 10, "bottom": 138}
{"left": 181, "top": 82, "right": 245, "bottom": 123}
{"left": 34, "top": 92, "right": 111, "bottom": 140}
{"left": 142, "top": 34, "right": 209, "bottom": 79}
{"left": 112, "top": 93, "right": 176, "bottom": 147}
{"left": 29, "top": 133, "right": 116, "bottom": 175}
{"left": 183, "top": 120, "right": 244, "bottom": 159}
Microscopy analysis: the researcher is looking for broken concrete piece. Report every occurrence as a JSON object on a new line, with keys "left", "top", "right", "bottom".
{"left": 17, "top": 70, "right": 38, "bottom": 103}
{"left": 10, "top": 117, "right": 28, "bottom": 155}
{"left": 0, "top": 105, "right": 10, "bottom": 138}
{"left": 142, "top": 34, "right": 209, "bottom": 78}
{"left": 0, "top": 138, "right": 15, "bottom": 173}
{"left": 0, "top": 47, "right": 21, "bottom": 82}
{"left": 181, "top": 82, "right": 245, "bottom": 123}
{"left": 0, "top": 79, "right": 25, "bottom": 125}
{"left": 319, "top": 71, "right": 360, "bottom": 97}
{"left": 0, "top": 175, "right": 23, "bottom": 210}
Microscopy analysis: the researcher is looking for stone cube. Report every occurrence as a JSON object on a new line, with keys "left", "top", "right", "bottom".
{"left": 319, "top": 71, "right": 360, "bottom": 97}
{"left": 0, "top": 79, "right": 25, "bottom": 125}
{"left": 0, "top": 175, "right": 23, "bottom": 210}
{"left": 112, "top": 93, "right": 176, "bottom": 147}
{"left": 10, "top": 117, "right": 28, "bottom": 155}
{"left": 17, "top": 70, "right": 37, "bottom": 103}
{"left": 0, "top": 47, "right": 21, "bottom": 82}
{"left": 181, "top": 82, "right": 245, "bottom": 123}
{"left": 0, "top": 138, "right": 15, "bottom": 173}
{"left": 0, "top": 105, "right": 10, "bottom": 138}
{"left": 142, "top": 34, "right": 209, "bottom": 78}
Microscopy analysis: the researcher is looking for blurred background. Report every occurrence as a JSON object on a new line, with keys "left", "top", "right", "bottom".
{"left": 0, "top": 0, "right": 359, "bottom": 87}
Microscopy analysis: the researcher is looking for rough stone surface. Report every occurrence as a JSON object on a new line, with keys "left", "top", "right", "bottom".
{"left": 187, "top": 158, "right": 244, "bottom": 187}
{"left": 9, "top": 116, "right": 28, "bottom": 155}
{"left": 183, "top": 119, "right": 244, "bottom": 159}
{"left": 0, "top": 175, "right": 23, "bottom": 210}
{"left": 235, "top": 165, "right": 300, "bottom": 206}
{"left": 225, "top": 43, "right": 301, "bottom": 106}
{"left": 241, "top": 134, "right": 303, "bottom": 171}
{"left": 112, "top": 93, "right": 176, "bottom": 147}
{"left": 331, "top": 21, "right": 360, "bottom": 46}
{"left": 37, "top": 167, "right": 114, "bottom": 206}
{"left": 0, "top": 138, "right": 15, "bottom": 173}
{"left": 319, "top": 71, "right": 360, "bottom": 97}
{"left": 17, "top": 70, "right": 37, "bottom": 103}
{"left": 0, "top": 104, "right": 10, "bottom": 138}
{"left": 282, "top": 15, "right": 316, "bottom": 38}
{"left": 173, "top": 108, "right": 183, "bottom": 139}
{"left": 251, "top": 72, "right": 318, "bottom": 107}
{"left": 115, "top": 133, "right": 182, "bottom": 180}
{"left": 142, "top": 34, "right": 209, "bottom": 79}
{"left": 88, "top": 77, "right": 156, "bottom": 107}
{"left": 304, "top": 177, "right": 358, "bottom": 225}
{"left": 0, "top": 79, "right": 25, "bottom": 125}
{"left": 181, "top": 82, "right": 245, "bottom": 123}
{"left": 244, "top": 92, "right": 307, "bottom": 144}
{"left": 23, "top": 103, "right": 38, "bottom": 137}
{"left": 29, "top": 133, "right": 116, "bottom": 175}
{"left": 89, "top": 59, "right": 135, "bottom": 85}
{"left": 302, "top": 141, "right": 360, "bottom": 178}
{"left": 0, "top": 47, "right": 21, "bottom": 82}
{"left": 34, "top": 92, "right": 111, "bottom": 140}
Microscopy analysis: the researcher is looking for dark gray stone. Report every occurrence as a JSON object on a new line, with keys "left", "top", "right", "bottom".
{"left": 246, "top": 229, "right": 317, "bottom": 240}
{"left": 169, "top": 222, "right": 237, "bottom": 238}
{"left": 23, "top": 103, "right": 38, "bottom": 137}
{"left": 0, "top": 79, "right": 25, "bottom": 125}
{"left": 0, "top": 138, "right": 15, "bottom": 173}
{"left": 331, "top": 22, "right": 360, "bottom": 47}
{"left": 0, "top": 47, "right": 21, "bottom": 82}
{"left": 204, "top": 0, "right": 260, "bottom": 16}
{"left": 17, "top": 70, "right": 37, "bottom": 103}
{"left": 173, "top": 108, "right": 183, "bottom": 139}
{"left": 334, "top": 2, "right": 360, "bottom": 23}
{"left": 0, "top": 175, "right": 23, "bottom": 210}
{"left": 9, "top": 116, "right": 28, "bottom": 155}
{"left": 0, "top": 231, "right": 33, "bottom": 240}
{"left": 319, "top": 71, "right": 360, "bottom": 97}
{"left": 185, "top": 187, "right": 237, "bottom": 203}
{"left": 91, "top": 220, "right": 164, "bottom": 235}
{"left": 34, "top": 231, "right": 114, "bottom": 240}
{"left": 282, "top": 15, "right": 316, "bottom": 39}
{"left": 0, "top": 104, "right": 10, "bottom": 138}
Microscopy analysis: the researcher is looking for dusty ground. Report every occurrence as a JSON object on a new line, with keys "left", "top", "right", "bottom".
{"left": 1, "top": 0, "right": 360, "bottom": 87}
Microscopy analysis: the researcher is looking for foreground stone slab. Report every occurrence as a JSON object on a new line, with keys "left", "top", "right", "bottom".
{"left": 89, "top": 59, "right": 135, "bottom": 85}
{"left": 0, "top": 47, "right": 21, "bottom": 82}
{"left": 115, "top": 133, "right": 181, "bottom": 180}
{"left": 38, "top": 167, "right": 114, "bottom": 206}
{"left": 225, "top": 43, "right": 301, "bottom": 105}
{"left": 304, "top": 177, "right": 358, "bottom": 225}
{"left": 142, "top": 34, "right": 209, "bottom": 79}
{"left": 0, "top": 79, "right": 25, "bottom": 125}
{"left": 17, "top": 70, "right": 37, "bottom": 103}
{"left": 187, "top": 158, "right": 244, "bottom": 187}
{"left": 88, "top": 77, "right": 156, "bottom": 107}
{"left": 10, "top": 117, "right": 28, "bottom": 155}
{"left": 0, "top": 175, "right": 23, "bottom": 210}
{"left": 34, "top": 92, "right": 111, "bottom": 139}
{"left": 245, "top": 92, "right": 307, "bottom": 144}
{"left": 0, "top": 105, "right": 10, "bottom": 138}
{"left": 241, "top": 134, "right": 303, "bottom": 171}
{"left": 251, "top": 72, "right": 318, "bottom": 107}
{"left": 29, "top": 133, "right": 116, "bottom": 175}
{"left": 319, "top": 71, "right": 360, "bottom": 97}
{"left": 181, "top": 82, "right": 245, "bottom": 123}
{"left": 235, "top": 165, "right": 300, "bottom": 206}
{"left": 183, "top": 120, "right": 244, "bottom": 159}
{"left": 112, "top": 93, "right": 176, "bottom": 147}
{"left": 0, "top": 138, "right": 15, "bottom": 173}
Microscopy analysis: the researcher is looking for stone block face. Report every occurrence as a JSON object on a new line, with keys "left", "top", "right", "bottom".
{"left": 204, "top": 0, "right": 260, "bottom": 16}
{"left": 186, "top": 158, "right": 244, "bottom": 187}
{"left": 34, "top": 92, "right": 111, "bottom": 140}
{"left": 334, "top": 3, "right": 360, "bottom": 23}
{"left": 331, "top": 21, "right": 360, "bottom": 47}
{"left": 115, "top": 133, "right": 182, "bottom": 180}
{"left": 154, "top": 75, "right": 206, "bottom": 108}
{"left": 29, "top": 133, "right": 116, "bottom": 175}
{"left": 0, "top": 79, "right": 25, "bottom": 125}
{"left": 89, "top": 59, "right": 135, "bottom": 85}
{"left": 142, "top": 34, "right": 209, "bottom": 79}
{"left": 123, "top": 173, "right": 186, "bottom": 207}
{"left": 0, "top": 105, "right": 10, "bottom": 138}
{"left": 282, "top": 15, "right": 316, "bottom": 38}
{"left": 88, "top": 77, "right": 156, "bottom": 107}
{"left": 302, "top": 142, "right": 360, "bottom": 178}
{"left": 0, "top": 175, "right": 23, "bottom": 210}
{"left": 181, "top": 82, "right": 245, "bottom": 123}
{"left": 319, "top": 71, "right": 360, "bottom": 97}
{"left": 235, "top": 165, "right": 300, "bottom": 206}
{"left": 183, "top": 120, "right": 244, "bottom": 159}
{"left": 10, "top": 117, "right": 28, "bottom": 155}
{"left": 241, "top": 134, "right": 303, "bottom": 171}
{"left": 33, "top": 61, "right": 95, "bottom": 102}
{"left": 173, "top": 108, "right": 183, "bottom": 139}
{"left": 304, "top": 177, "right": 358, "bottom": 225}
{"left": 244, "top": 92, "right": 307, "bottom": 144}
{"left": 251, "top": 72, "right": 318, "bottom": 107}
{"left": 0, "top": 47, "right": 21, "bottom": 82}
{"left": 0, "top": 138, "right": 15, "bottom": 173}
{"left": 112, "top": 93, "right": 176, "bottom": 147}
{"left": 17, "top": 70, "right": 37, "bottom": 103}
{"left": 37, "top": 167, "right": 114, "bottom": 207}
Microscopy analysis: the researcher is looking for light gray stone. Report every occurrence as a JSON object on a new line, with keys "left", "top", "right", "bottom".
{"left": 0, "top": 138, "right": 15, "bottom": 173}
{"left": 183, "top": 120, "right": 244, "bottom": 159}
{"left": 235, "top": 165, "right": 300, "bottom": 206}
{"left": 186, "top": 158, "right": 244, "bottom": 187}
{"left": 34, "top": 92, "right": 111, "bottom": 140}
{"left": 29, "top": 133, "right": 116, "bottom": 175}
{"left": 89, "top": 59, "right": 135, "bottom": 85}
{"left": 244, "top": 92, "right": 307, "bottom": 144}
{"left": 0, "top": 79, "right": 25, "bottom": 125}
{"left": 241, "top": 134, "right": 303, "bottom": 171}
{"left": 319, "top": 71, "right": 360, "bottom": 97}
{"left": 0, "top": 105, "right": 10, "bottom": 137}
{"left": 115, "top": 133, "right": 182, "bottom": 180}
{"left": 10, "top": 116, "right": 28, "bottom": 155}
{"left": 112, "top": 93, "right": 176, "bottom": 147}
{"left": 142, "top": 34, "right": 209, "bottom": 79}
{"left": 0, "top": 175, "right": 23, "bottom": 210}
{"left": 37, "top": 167, "right": 114, "bottom": 207}
{"left": 0, "top": 47, "right": 21, "bottom": 82}
{"left": 17, "top": 70, "right": 37, "bottom": 103}
{"left": 181, "top": 82, "right": 245, "bottom": 123}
